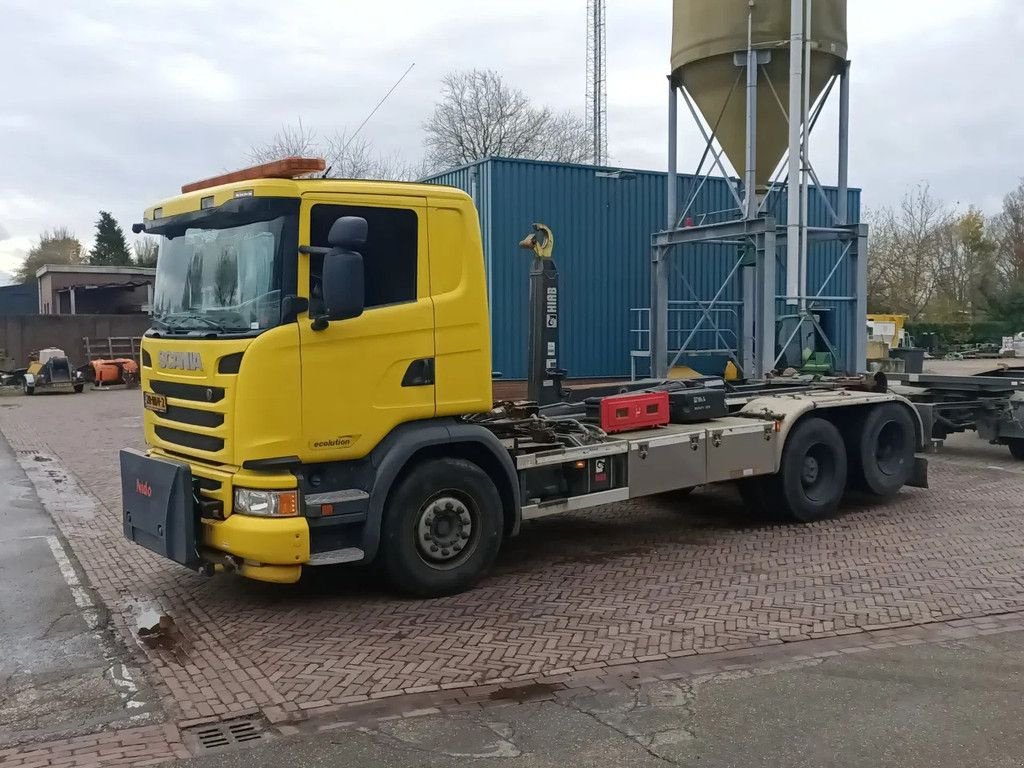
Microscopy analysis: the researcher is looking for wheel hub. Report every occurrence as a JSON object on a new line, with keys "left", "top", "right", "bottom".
{"left": 417, "top": 497, "right": 472, "bottom": 563}
{"left": 801, "top": 455, "right": 820, "bottom": 485}
{"left": 875, "top": 421, "right": 904, "bottom": 475}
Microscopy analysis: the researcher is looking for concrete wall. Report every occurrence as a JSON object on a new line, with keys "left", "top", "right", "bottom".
{"left": 0, "top": 315, "right": 152, "bottom": 367}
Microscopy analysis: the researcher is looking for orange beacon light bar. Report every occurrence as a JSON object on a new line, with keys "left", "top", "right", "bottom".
{"left": 181, "top": 157, "right": 326, "bottom": 194}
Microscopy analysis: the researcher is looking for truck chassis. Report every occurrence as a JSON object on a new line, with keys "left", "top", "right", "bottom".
{"left": 889, "top": 368, "right": 1024, "bottom": 458}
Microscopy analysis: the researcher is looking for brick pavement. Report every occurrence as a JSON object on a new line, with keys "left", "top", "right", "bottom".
{"left": 0, "top": 723, "right": 188, "bottom": 767}
{"left": 2, "top": 389, "right": 1024, "bottom": 764}
{"left": 294, "top": 608, "right": 1024, "bottom": 733}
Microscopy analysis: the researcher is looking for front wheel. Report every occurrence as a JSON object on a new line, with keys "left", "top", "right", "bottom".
{"left": 381, "top": 457, "right": 503, "bottom": 598}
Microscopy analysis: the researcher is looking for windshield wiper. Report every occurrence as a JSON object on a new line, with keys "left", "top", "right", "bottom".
{"left": 154, "top": 312, "right": 232, "bottom": 333}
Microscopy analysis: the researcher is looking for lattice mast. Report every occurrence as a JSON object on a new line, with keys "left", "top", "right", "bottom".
{"left": 586, "top": 0, "right": 608, "bottom": 165}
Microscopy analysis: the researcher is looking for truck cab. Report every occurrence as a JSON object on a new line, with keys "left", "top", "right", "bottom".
{"left": 125, "top": 159, "right": 505, "bottom": 588}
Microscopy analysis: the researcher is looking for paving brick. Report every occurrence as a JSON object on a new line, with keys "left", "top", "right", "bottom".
{"left": 5, "top": 390, "right": 1024, "bottom": 764}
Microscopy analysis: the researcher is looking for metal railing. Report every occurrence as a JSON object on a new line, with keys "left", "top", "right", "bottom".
{"left": 82, "top": 336, "right": 142, "bottom": 361}
{"left": 630, "top": 302, "right": 741, "bottom": 380}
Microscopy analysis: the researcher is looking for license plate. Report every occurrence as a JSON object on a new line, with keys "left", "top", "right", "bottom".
{"left": 144, "top": 392, "right": 167, "bottom": 413}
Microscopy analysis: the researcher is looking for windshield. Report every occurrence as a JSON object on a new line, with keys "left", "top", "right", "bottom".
{"left": 150, "top": 198, "right": 298, "bottom": 334}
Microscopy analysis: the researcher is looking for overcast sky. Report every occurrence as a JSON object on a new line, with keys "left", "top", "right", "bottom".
{"left": 1, "top": 0, "right": 1021, "bottom": 279}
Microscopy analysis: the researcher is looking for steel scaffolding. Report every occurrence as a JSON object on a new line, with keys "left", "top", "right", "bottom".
{"left": 651, "top": 0, "right": 864, "bottom": 380}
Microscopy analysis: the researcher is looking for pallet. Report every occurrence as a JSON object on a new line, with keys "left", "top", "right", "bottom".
{"left": 82, "top": 336, "right": 142, "bottom": 362}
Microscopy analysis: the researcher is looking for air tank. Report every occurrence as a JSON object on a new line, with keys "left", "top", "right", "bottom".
{"left": 672, "top": 0, "right": 847, "bottom": 189}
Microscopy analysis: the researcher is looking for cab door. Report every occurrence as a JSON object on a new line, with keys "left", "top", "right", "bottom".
{"left": 298, "top": 194, "right": 434, "bottom": 461}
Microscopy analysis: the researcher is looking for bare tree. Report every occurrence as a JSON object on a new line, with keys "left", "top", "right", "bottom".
{"left": 992, "top": 179, "right": 1024, "bottom": 289}
{"left": 423, "top": 69, "right": 593, "bottom": 170}
{"left": 247, "top": 119, "right": 320, "bottom": 165}
{"left": 866, "top": 185, "right": 950, "bottom": 320}
{"left": 248, "top": 121, "right": 423, "bottom": 181}
{"left": 134, "top": 237, "right": 159, "bottom": 268}
{"left": 324, "top": 130, "right": 427, "bottom": 181}
{"left": 536, "top": 111, "right": 593, "bottom": 164}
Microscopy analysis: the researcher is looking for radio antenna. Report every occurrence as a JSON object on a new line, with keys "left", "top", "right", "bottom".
{"left": 333, "top": 62, "right": 416, "bottom": 166}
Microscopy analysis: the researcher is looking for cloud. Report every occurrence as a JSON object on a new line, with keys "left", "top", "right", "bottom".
{"left": 0, "top": 0, "right": 1019, "bottom": 272}
{"left": 0, "top": 223, "right": 9, "bottom": 241}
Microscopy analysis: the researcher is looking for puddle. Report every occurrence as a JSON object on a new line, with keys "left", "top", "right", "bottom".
{"left": 136, "top": 608, "right": 180, "bottom": 651}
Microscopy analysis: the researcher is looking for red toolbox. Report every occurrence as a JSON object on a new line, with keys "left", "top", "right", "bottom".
{"left": 588, "top": 391, "right": 670, "bottom": 434}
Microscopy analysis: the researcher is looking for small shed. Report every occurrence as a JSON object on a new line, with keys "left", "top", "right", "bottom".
{"left": 36, "top": 264, "right": 155, "bottom": 315}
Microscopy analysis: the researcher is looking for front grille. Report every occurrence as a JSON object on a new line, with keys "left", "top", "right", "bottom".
{"left": 150, "top": 380, "right": 225, "bottom": 403}
{"left": 163, "top": 404, "right": 225, "bottom": 428}
{"left": 196, "top": 476, "right": 222, "bottom": 493}
{"left": 155, "top": 425, "right": 225, "bottom": 453}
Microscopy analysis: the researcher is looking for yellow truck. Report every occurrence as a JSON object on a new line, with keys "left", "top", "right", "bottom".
{"left": 121, "top": 159, "right": 927, "bottom": 597}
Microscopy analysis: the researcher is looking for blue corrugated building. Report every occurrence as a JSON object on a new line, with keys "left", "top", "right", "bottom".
{"left": 0, "top": 282, "right": 38, "bottom": 316}
{"left": 426, "top": 157, "right": 860, "bottom": 380}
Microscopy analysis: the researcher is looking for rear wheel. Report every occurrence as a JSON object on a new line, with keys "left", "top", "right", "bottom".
{"left": 774, "top": 417, "right": 847, "bottom": 522}
{"left": 1008, "top": 439, "right": 1024, "bottom": 460}
{"left": 381, "top": 457, "right": 503, "bottom": 598}
{"left": 852, "top": 404, "right": 916, "bottom": 496}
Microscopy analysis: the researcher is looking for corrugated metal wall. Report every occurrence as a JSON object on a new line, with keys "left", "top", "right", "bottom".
{"left": 426, "top": 158, "right": 860, "bottom": 379}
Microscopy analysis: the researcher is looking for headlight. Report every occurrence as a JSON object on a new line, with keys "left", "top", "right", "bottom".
{"left": 233, "top": 488, "right": 299, "bottom": 517}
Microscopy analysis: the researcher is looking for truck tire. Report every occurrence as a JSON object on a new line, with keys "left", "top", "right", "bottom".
{"left": 381, "top": 457, "right": 503, "bottom": 598}
{"left": 775, "top": 417, "right": 847, "bottom": 522}
{"left": 23, "top": 382, "right": 34, "bottom": 396}
{"left": 1007, "top": 439, "right": 1024, "bottom": 460}
{"left": 852, "top": 403, "right": 915, "bottom": 496}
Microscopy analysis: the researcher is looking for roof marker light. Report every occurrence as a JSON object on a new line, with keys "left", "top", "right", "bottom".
{"left": 181, "top": 157, "right": 326, "bottom": 194}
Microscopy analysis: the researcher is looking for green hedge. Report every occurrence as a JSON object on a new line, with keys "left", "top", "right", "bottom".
{"left": 905, "top": 321, "right": 1018, "bottom": 348}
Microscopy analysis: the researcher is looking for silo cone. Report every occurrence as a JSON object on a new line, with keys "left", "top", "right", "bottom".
{"left": 672, "top": 0, "right": 847, "bottom": 190}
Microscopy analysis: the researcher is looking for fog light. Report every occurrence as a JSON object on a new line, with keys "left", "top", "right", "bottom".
{"left": 233, "top": 488, "right": 299, "bottom": 517}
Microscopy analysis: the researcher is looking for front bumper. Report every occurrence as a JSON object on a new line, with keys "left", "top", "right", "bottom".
{"left": 203, "top": 514, "right": 309, "bottom": 582}
{"left": 120, "top": 448, "right": 309, "bottom": 584}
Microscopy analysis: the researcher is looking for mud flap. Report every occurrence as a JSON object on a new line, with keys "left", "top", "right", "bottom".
{"left": 907, "top": 455, "right": 929, "bottom": 489}
{"left": 120, "top": 448, "right": 201, "bottom": 568}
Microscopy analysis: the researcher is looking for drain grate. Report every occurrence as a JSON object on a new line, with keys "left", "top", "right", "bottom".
{"left": 186, "top": 716, "right": 268, "bottom": 753}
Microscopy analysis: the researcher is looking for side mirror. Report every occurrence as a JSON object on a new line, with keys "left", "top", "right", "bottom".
{"left": 321, "top": 249, "right": 364, "bottom": 322}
